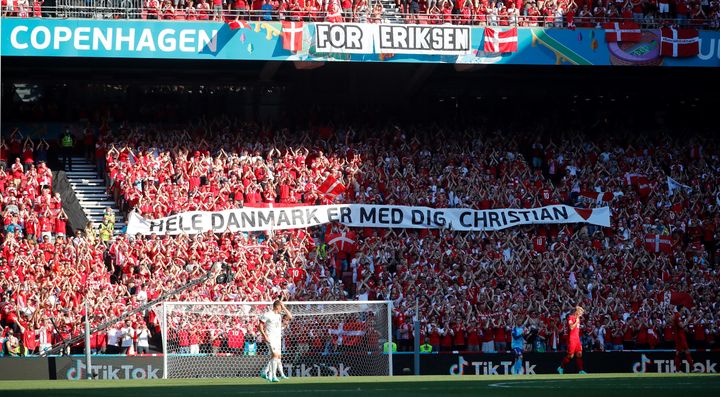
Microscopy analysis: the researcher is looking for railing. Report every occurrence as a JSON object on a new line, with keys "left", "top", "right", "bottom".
{"left": 2, "top": 4, "right": 718, "bottom": 30}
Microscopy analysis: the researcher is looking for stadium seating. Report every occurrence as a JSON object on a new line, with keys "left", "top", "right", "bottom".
{"left": 2, "top": 0, "right": 718, "bottom": 30}
{"left": 1, "top": 120, "right": 719, "bottom": 356}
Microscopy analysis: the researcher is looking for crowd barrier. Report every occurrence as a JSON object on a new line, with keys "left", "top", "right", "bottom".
{"left": 2, "top": 5, "right": 716, "bottom": 31}
{"left": 1, "top": 351, "right": 717, "bottom": 380}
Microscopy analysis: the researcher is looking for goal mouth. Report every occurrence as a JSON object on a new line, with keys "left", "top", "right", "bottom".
{"left": 161, "top": 301, "right": 393, "bottom": 379}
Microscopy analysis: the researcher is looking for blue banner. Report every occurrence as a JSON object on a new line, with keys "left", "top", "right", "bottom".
{"left": 2, "top": 18, "right": 720, "bottom": 67}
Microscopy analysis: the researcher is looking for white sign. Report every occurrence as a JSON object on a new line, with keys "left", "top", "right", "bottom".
{"left": 126, "top": 204, "right": 610, "bottom": 235}
{"left": 375, "top": 24, "right": 472, "bottom": 55}
{"left": 312, "top": 23, "right": 472, "bottom": 55}
{"left": 315, "top": 23, "right": 376, "bottom": 54}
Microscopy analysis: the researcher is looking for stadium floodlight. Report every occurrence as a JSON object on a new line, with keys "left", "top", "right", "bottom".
{"left": 161, "top": 301, "right": 393, "bottom": 379}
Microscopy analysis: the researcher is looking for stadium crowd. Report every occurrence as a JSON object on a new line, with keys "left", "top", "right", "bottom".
{"left": 1, "top": 114, "right": 718, "bottom": 356}
{"left": 3, "top": 0, "right": 719, "bottom": 28}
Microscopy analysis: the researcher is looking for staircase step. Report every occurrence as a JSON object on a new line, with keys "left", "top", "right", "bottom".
{"left": 73, "top": 185, "right": 107, "bottom": 193}
{"left": 65, "top": 172, "right": 98, "bottom": 177}
{"left": 75, "top": 194, "right": 111, "bottom": 198}
{"left": 78, "top": 201, "right": 117, "bottom": 206}
{"left": 71, "top": 185, "right": 106, "bottom": 190}
{"left": 72, "top": 186, "right": 106, "bottom": 190}
{"left": 85, "top": 209, "right": 121, "bottom": 214}
{"left": 72, "top": 185, "right": 106, "bottom": 189}
{"left": 68, "top": 178, "right": 104, "bottom": 183}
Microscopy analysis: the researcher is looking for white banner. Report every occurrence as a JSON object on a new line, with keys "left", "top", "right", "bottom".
{"left": 314, "top": 23, "right": 377, "bottom": 54}
{"left": 312, "top": 23, "right": 472, "bottom": 55}
{"left": 126, "top": 204, "right": 610, "bottom": 235}
{"left": 375, "top": 24, "right": 472, "bottom": 55}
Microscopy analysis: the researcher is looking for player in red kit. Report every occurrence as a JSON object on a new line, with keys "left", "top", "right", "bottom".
{"left": 672, "top": 306, "right": 695, "bottom": 372}
{"left": 557, "top": 306, "right": 587, "bottom": 374}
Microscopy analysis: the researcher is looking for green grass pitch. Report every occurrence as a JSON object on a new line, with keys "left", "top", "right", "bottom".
{"left": 1, "top": 374, "right": 718, "bottom": 397}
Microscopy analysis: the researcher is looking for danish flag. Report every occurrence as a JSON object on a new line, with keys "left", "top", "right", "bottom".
{"left": 663, "top": 291, "right": 694, "bottom": 308}
{"left": 660, "top": 28, "right": 699, "bottom": 58}
{"left": 318, "top": 175, "right": 346, "bottom": 199}
{"left": 282, "top": 21, "right": 304, "bottom": 53}
{"left": 644, "top": 234, "right": 672, "bottom": 254}
{"left": 579, "top": 191, "right": 615, "bottom": 204}
{"left": 326, "top": 231, "right": 357, "bottom": 254}
{"left": 625, "top": 173, "right": 650, "bottom": 197}
{"left": 625, "top": 173, "right": 642, "bottom": 186}
{"left": 603, "top": 22, "right": 641, "bottom": 42}
{"left": 227, "top": 20, "right": 250, "bottom": 30}
{"left": 329, "top": 321, "right": 366, "bottom": 346}
{"left": 483, "top": 27, "right": 518, "bottom": 53}
{"left": 636, "top": 176, "right": 651, "bottom": 198}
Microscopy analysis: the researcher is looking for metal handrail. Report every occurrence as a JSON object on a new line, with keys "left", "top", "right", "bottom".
{"left": 2, "top": 4, "right": 718, "bottom": 30}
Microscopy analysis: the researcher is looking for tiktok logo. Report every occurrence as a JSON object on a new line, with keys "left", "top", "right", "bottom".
{"left": 449, "top": 356, "right": 470, "bottom": 375}
{"left": 632, "top": 354, "right": 653, "bottom": 373}
{"left": 632, "top": 354, "right": 717, "bottom": 373}
{"left": 449, "top": 355, "right": 536, "bottom": 375}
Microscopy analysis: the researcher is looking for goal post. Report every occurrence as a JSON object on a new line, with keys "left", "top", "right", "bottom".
{"left": 160, "top": 301, "right": 393, "bottom": 379}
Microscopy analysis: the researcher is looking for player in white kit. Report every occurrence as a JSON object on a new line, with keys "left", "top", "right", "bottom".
{"left": 259, "top": 300, "right": 292, "bottom": 382}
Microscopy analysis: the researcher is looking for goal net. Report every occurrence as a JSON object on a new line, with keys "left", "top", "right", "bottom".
{"left": 161, "top": 301, "right": 392, "bottom": 379}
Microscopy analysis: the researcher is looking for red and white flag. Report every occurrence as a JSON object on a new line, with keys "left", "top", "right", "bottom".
{"left": 603, "top": 22, "right": 641, "bottom": 42}
{"left": 483, "top": 27, "right": 518, "bottom": 53}
{"left": 282, "top": 21, "right": 304, "bottom": 53}
{"left": 326, "top": 231, "right": 357, "bottom": 254}
{"left": 329, "top": 321, "right": 366, "bottom": 346}
{"left": 624, "top": 173, "right": 650, "bottom": 197}
{"left": 227, "top": 20, "right": 250, "bottom": 30}
{"left": 667, "top": 291, "right": 694, "bottom": 308}
{"left": 660, "top": 28, "right": 699, "bottom": 58}
{"left": 624, "top": 173, "right": 642, "bottom": 186}
{"left": 245, "top": 202, "right": 309, "bottom": 208}
{"left": 636, "top": 176, "right": 651, "bottom": 197}
{"left": 644, "top": 234, "right": 672, "bottom": 254}
{"left": 317, "top": 175, "right": 346, "bottom": 199}
{"left": 578, "top": 191, "right": 616, "bottom": 204}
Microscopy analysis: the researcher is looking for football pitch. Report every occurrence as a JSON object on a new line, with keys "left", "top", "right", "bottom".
{"left": 1, "top": 374, "right": 719, "bottom": 397}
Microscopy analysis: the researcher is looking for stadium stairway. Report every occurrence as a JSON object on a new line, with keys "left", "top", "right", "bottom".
{"left": 66, "top": 157, "right": 125, "bottom": 233}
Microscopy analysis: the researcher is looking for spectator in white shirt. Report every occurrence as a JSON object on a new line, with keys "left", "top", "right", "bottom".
{"left": 135, "top": 323, "right": 151, "bottom": 355}
{"left": 106, "top": 324, "right": 121, "bottom": 354}
{"left": 120, "top": 320, "right": 135, "bottom": 354}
